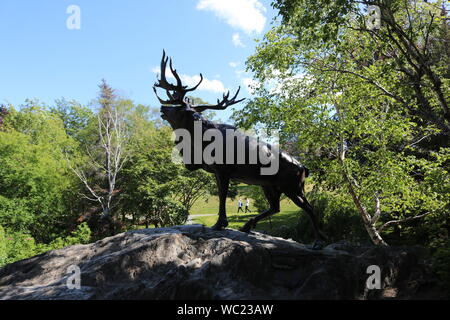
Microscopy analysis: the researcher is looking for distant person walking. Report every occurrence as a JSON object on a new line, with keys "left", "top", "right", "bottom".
{"left": 237, "top": 199, "right": 244, "bottom": 213}
{"left": 245, "top": 198, "right": 252, "bottom": 213}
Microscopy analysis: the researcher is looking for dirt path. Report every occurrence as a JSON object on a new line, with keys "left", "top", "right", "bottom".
{"left": 186, "top": 214, "right": 216, "bottom": 225}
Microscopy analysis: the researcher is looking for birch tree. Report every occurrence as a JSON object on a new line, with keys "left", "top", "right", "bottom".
{"left": 72, "top": 80, "right": 129, "bottom": 226}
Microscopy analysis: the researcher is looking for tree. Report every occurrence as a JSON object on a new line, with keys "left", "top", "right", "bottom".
{"left": 50, "top": 98, "right": 94, "bottom": 143}
{"left": 0, "top": 102, "right": 79, "bottom": 242}
{"left": 70, "top": 80, "right": 129, "bottom": 233}
{"left": 120, "top": 120, "right": 188, "bottom": 227}
{"left": 173, "top": 169, "right": 215, "bottom": 213}
{"left": 0, "top": 105, "right": 8, "bottom": 128}
{"left": 235, "top": 0, "right": 449, "bottom": 245}
{"left": 268, "top": 0, "right": 450, "bottom": 142}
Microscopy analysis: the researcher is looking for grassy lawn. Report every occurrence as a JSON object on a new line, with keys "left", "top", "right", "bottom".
{"left": 190, "top": 193, "right": 302, "bottom": 233}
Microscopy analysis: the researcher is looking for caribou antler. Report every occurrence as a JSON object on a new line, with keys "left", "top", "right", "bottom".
{"left": 153, "top": 50, "right": 245, "bottom": 110}
{"left": 189, "top": 87, "right": 245, "bottom": 112}
{"left": 153, "top": 50, "right": 203, "bottom": 106}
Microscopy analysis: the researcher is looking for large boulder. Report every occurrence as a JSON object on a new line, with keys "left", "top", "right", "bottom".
{"left": 0, "top": 225, "right": 441, "bottom": 299}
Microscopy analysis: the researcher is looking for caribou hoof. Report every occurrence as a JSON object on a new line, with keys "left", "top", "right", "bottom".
{"left": 312, "top": 240, "right": 325, "bottom": 250}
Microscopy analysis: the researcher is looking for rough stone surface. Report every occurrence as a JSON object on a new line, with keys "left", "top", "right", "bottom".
{"left": 0, "top": 225, "right": 441, "bottom": 300}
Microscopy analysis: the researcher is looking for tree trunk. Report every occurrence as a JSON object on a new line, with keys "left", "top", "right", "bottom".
{"left": 338, "top": 137, "right": 388, "bottom": 246}
{"left": 345, "top": 176, "right": 388, "bottom": 246}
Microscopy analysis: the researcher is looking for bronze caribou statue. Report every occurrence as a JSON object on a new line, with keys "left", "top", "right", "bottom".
{"left": 153, "top": 51, "right": 327, "bottom": 249}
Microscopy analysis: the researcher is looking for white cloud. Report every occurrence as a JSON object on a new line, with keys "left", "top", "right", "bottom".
{"left": 229, "top": 62, "right": 247, "bottom": 79}
{"left": 152, "top": 66, "right": 227, "bottom": 93}
{"left": 264, "top": 69, "right": 311, "bottom": 97}
{"left": 182, "top": 74, "right": 227, "bottom": 93}
{"left": 235, "top": 69, "right": 245, "bottom": 77}
{"left": 232, "top": 33, "right": 245, "bottom": 47}
{"left": 196, "top": 0, "right": 266, "bottom": 34}
{"left": 242, "top": 77, "right": 258, "bottom": 94}
{"left": 151, "top": 66, "right": 162, "bottom": 74}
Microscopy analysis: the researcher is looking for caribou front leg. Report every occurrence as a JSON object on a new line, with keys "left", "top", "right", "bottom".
{"left": 211, "top": 172, "right": 229, "bottom": 230}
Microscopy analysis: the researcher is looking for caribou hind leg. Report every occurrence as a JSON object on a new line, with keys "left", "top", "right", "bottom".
{"left": 285, "top": 191, "right": 327, "bottom": 249}
{"left": 240, "top": 186, "right": 280, "bottom": 233}
{"left": 211, "top": 172, "right": 230, "bottom": 230}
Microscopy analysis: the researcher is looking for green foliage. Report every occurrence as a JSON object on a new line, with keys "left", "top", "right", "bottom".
{"left": 432, "top": 245, "right": 450, "bottom": 295}
{"left": 273, "top": 0, "right": 354, "bottom": 46}
{"left": 0, "top": 105, "right": 8, "bottom": 128}
{"left": 174, "top": 169, "right": 216, "bottom": 212}
{"left": 235, "top": 0, "right": 449, "bottom": 245}
{"left": 4, "top": 101, "right": 77, "bottom": 151}
{"left": 0, "top": 223, "right": 91, "bottom": 268}
{"left": 149, "top": 198, "right": 189, "bottom": 227}
{"left": 269, "top": 190, "right": 369, "bottom": 243}
{"left": 0, "top": 196, "right": 34, "bottom": 232}
{"left": 0, "top": 86, "right": 219, "bottom": 267}
{"left": 120, "top": 124, "right": 181, "bottom": 225}
{"left": 37, "top": 222, "right": 92, "bottom": 252}
{"left": 0, "top": 104, "right": 79, "bottom": 242}
{"left": 0, "top": 231, "right": 37, "bottom": 266}
{"left": 309, "top": 190, "right": 368, "bottom": 243}
{"left": 0, "top": 226, "right": 7, "bottom": 266}
{"left": 50, "top": 98, "right": 94, "bottom": 142}
{"left": 119, "top": 105, "right": 214, "bottom": 227}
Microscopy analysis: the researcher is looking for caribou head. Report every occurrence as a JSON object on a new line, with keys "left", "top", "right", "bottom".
{"left": 153, "top": 50, "right": 244, "bottom": 129}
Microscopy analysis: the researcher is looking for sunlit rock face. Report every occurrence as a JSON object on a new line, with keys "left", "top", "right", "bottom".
{"left": 0, "top": 225, "right": 441, "bottom": 300}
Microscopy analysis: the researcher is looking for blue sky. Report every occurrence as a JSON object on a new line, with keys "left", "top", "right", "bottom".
{"left": 0, "top": 0, "right": 277, "bottom": 120}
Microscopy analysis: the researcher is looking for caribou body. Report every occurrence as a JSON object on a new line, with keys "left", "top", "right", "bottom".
{"left": 153, "top": 51, "right": 327, "bottom": 247}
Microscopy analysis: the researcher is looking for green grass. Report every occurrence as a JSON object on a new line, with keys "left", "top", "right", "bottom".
{"left": 190, "top": 194, "right": 302, "bottom": 233}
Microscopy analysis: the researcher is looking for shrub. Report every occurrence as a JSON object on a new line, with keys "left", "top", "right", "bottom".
{"left": 0, "top": 196, "right": 34, "bottom": 232}
{"left": 269, "top": 190, "right": 369, "bottom": 244}
{"left": 0, "top": 222, "right": 91, "bottom": 268}
{"left": 153, "top": 198, "right": 189, "bottom": 226}
{"left": 0, "top": 226, "right": 7, "bottom": 266}
{"left": 0, "top": 230, "right": 37, "bottom": 267}
{"left": 432, "top": 244, "right": 450, "bottom": 295}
